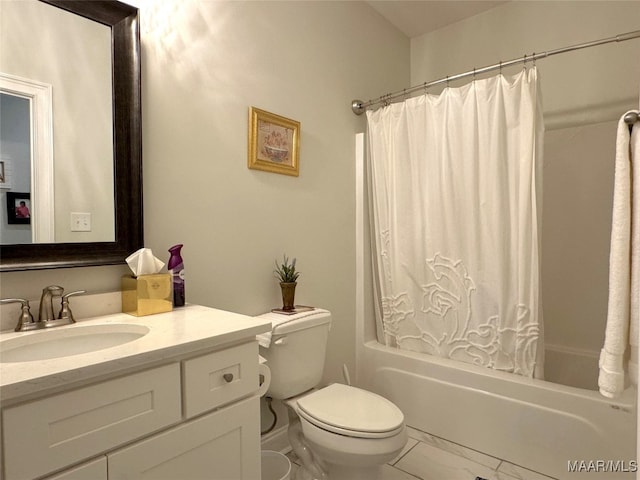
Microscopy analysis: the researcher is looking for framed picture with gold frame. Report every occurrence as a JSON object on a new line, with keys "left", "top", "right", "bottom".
{"left": 248, "top": 107, "right": 300, "bottom": 177}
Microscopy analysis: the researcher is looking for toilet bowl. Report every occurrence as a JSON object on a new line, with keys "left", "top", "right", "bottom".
{"left": 257, "top": 309, "right": 407, "bottom": 479}
{"left": 289, "top": 383, "right": 407, "bottom": 478}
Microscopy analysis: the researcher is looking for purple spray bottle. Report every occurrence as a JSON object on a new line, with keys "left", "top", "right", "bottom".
{"left": 168, "top": 244, "right": 185, "bottom": 307}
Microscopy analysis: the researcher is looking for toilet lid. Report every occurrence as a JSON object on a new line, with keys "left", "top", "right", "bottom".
{"left": 296, "top": 384, "right": 404, "bottom": 438}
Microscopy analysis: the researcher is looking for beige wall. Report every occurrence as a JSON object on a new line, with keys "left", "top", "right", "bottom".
{"left": 140, "top": 0, "right": 408, "bottom": 383}
{"left": 543, "top": 120, "right": 617, "bottom": 354}
{"left": 411, "top": 1, "right": 640, "bottom": 129}
{"left": 0, "top": 1, "right": 409, "bottom": 385}
{"left": 409, "top": 1, "right": 640, "bottom": 354}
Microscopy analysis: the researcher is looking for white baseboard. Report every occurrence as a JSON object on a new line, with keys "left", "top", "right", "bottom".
{"left": 261, "top": 425, "right": 291, "bottom": 454}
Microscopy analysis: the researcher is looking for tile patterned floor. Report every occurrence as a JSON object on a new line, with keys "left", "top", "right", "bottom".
{"left": 286, "top": 426, "right": 558, "bottom": 480}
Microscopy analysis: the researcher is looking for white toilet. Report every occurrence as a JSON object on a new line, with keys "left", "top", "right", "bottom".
{"left": 258, "top": 309, "right": 407, "bottom": 480}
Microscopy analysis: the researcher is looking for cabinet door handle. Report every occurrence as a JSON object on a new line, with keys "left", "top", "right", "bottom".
{"left": 223, "top": 373, "right": 234, "bottom": 383}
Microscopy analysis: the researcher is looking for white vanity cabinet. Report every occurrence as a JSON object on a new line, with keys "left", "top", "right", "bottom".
{"left": 107, "top": 342, "right": 261, "bottom": 479}
{"left": 1, "top": 306, "right": 270, "bottom": 480}
{"left": 108, "top": 396, "right": 259, "bottom": 479}
{"left": 42, "top": 396, "right": 260, "bottom": 480}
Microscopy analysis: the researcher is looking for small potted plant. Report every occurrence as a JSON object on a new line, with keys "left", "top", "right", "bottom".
{"left": 274, "top": 255, "right": 300, "bottom": 311}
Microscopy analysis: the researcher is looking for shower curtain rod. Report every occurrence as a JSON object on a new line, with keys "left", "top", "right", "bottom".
{"left": 351, "top": 30, "right": 640, "bottom": 115}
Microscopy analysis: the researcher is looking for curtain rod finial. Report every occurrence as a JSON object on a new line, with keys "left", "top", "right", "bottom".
{"left": 352, "top": 99, "right": 365, "bottom": 116}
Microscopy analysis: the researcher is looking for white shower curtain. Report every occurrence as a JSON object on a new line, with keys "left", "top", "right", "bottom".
{"left": 367, "top": 68, "right": 544, "bottom": 377}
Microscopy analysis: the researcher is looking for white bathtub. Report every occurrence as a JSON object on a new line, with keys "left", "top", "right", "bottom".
{"left": 358, "top": 340, "right": 637, "bottom": 480}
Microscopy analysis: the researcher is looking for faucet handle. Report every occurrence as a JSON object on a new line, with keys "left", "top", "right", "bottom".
{"left": 1, "top": 298, "right": 36, "bottom": 332}
{"left": 62, "top": 290, "right": 86, "bottom": 300}
{"left": 1, "top": 298, "right": 30, "bottom": 304}
{"left": 58, "top": 290, "right": 87, "bottom": 323}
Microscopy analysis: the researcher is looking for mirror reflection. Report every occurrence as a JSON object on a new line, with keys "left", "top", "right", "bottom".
{"left": 0, "top": 0, "right": 115, "bottom": 245}
{"left": 0, "top": 93, "right": 31, "bottom": 243}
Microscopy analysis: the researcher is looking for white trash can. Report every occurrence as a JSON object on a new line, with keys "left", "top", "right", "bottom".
{"left": 261, "top": 450, "right": 291, "bottom": 480}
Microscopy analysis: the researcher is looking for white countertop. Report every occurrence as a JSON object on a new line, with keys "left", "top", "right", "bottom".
{"left": 0, "top": 305, "right": 271, "bottom": 403}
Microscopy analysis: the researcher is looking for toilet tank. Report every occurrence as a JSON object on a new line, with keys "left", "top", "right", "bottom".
{"left": 257, "top": 309, "right": 331, "bottom": 399}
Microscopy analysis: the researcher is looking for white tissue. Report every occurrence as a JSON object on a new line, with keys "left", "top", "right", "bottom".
{"left": 126, "top": 248, "right": 165, "bottom": 276}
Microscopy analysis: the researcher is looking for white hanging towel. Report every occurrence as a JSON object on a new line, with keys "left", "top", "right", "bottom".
{"left": 598, "top": 112, "right": 639, "bottom": 398}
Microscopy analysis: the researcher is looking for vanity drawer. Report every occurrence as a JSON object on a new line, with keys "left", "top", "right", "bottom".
{"left": 108, "top": 396, "right": 261, "bottom": 479}
{"left": 183, "top": 341, "right": 259, "bottom": 417}
{"left": 3, "top": 363, "right": 181, "bottom": 480}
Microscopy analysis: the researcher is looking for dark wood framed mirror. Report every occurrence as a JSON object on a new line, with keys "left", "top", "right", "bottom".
{"left": 0, "top": 0, "right": 143, "bottom": 271}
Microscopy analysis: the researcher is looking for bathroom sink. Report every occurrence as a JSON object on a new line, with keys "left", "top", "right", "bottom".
{"left": 0, "top": 324, "right": 150, "bottom": 363}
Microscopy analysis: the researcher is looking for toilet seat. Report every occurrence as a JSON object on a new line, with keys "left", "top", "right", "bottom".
{"left": 296, "top": 384, "right": 405, "bottom": 439}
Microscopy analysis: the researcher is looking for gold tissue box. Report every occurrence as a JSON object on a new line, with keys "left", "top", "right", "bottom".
{"left": 122, "top": 274, "right": 173, "bottom": 316}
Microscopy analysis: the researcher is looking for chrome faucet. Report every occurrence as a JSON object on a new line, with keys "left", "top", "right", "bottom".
{"left": 39, "top": 285, "right": 64, "bottom": 322}
{"left": 1, "top": 286, "right": 86, "bottom": 332}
